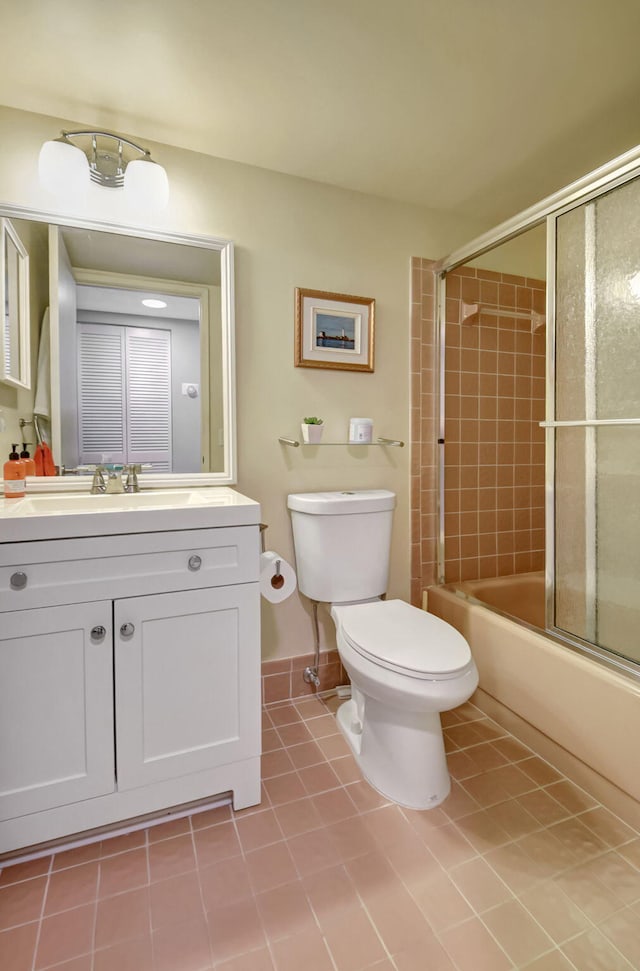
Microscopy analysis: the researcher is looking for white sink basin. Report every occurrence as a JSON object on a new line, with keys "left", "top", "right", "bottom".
{"left": 17, "top": 489, "right": 212, "bottom": 513}
{"left": 0, "top": 488, "right": 260, "bottom": 541}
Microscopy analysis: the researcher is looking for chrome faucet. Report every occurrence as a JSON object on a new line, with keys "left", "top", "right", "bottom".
{"left": 89, "top": 464, "right": 142, "bottom": 494}
{"left": 105, "top": 468, "right": 126, "bottom": 494}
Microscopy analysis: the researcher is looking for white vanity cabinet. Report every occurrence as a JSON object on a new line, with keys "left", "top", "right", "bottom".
{"left": 0, "top": 505, "right": 261, "bottom": 856}
{"left": 114, "top": 583, "right": 258, "bottom": 790}
{"left": 0, "top": 601, "right": 115, "bottom": 821}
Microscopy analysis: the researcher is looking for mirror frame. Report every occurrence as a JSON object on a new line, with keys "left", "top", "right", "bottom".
{"left": 0, "top": 203, "right": 236, "bottom": 489}
{"left": 0, "top": 216, "right": 31, "bottom": 391}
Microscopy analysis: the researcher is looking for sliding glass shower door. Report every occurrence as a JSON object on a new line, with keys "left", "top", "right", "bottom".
{"left": 551, "top": 172, "right": 640, "bottom": 667}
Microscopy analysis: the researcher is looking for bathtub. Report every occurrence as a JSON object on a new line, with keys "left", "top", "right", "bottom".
{"left": 427, "top": 573, "right": 640, "bottom": 816}
{"left": 449, "top": 571, "right": 545, "bottom": 629}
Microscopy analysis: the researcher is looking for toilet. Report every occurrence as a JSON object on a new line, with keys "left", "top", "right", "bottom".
{"left": 287, "top": 489, "right": 478, "bottom": 809}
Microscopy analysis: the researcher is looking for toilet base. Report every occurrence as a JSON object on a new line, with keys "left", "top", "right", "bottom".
{"left": 336, "top": 697, "right": 451, "bottom": 810}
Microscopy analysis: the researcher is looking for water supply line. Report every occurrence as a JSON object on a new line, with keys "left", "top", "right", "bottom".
{"left": 303, "top": 601, "right": 322, "bottom": 689}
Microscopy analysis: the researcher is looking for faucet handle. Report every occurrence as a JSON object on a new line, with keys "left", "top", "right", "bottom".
{"left": 124, "top": 463, "right": 141, "bottom": 493}
{"left": 90, "top": 465, "right": 106, "bottom": 494}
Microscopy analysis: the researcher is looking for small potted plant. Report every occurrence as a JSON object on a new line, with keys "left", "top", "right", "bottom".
{"left": 301, "top": 416, "right": 324, "bottom": 444}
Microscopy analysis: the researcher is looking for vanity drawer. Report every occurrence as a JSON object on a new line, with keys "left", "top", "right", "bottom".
{"left": 0, "top": 526, "right": 260, "bottom": 611}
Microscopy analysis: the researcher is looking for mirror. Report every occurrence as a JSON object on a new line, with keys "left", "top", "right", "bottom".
{"left": 1, "top": 217, "right": 31, "bottom": 390}
{"left": 0, "top": 207, "right": 235, "bottom": 484}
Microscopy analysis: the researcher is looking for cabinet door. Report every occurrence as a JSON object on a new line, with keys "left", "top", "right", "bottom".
{"left": 0, "top": 602, "right": 114, "bottom": 821}
{"left": 114, "top": 584, "right": 260, "bottom": 790}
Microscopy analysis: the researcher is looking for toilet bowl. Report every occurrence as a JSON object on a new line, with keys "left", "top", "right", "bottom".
{"left": 287, "top": 489, "right": 478, "bottom": 810}
{"left": 331, "top": 598, "right": 478, "bottom": 809}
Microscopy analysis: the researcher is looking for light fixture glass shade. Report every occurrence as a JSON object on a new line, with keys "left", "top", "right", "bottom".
{"left": 123, "top": 158, "right": 169, "bottom": 210}
{"left": 38, "top": 139, "right": 90, "bottom": 195}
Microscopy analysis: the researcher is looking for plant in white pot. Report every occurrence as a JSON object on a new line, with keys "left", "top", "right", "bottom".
{"left": 301, "top": 416, "right": 324, "bottom": 444}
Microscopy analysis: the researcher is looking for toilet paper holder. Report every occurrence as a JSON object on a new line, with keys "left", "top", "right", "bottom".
{"left": 271, "top": 560, "right": 285, "bottom": 589}
{"left": 260, "top": 524, "right": 286, "bottom": 590}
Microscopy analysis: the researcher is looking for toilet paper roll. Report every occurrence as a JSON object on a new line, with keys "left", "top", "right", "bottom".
{"left": 260, "top": 550, "right": 297, "bottom": 603}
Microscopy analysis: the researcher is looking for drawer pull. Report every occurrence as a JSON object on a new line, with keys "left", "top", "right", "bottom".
{"left": 10, "top": 571, "right": 28, "bottom": 590}
{"left": 120, "top": 622, "right": 135, "bottom": 638}
{"left": 188, "top": 555, "right": 202, "bottom": 572}
{"left": 91, "top": 625, "right": 107, "bottom": 641}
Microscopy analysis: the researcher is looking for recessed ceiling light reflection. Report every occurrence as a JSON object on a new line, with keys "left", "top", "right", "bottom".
{"left": 142, "top": 298, "right": 168, "bottom": 309}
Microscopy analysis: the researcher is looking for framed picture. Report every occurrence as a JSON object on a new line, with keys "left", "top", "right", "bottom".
{"left": 294, "top": 287, "right": 375, "bottom": 372}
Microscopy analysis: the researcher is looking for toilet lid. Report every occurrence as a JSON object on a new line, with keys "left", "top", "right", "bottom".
{"left": 336, "top": 599, "right": 472, "bottom": 678}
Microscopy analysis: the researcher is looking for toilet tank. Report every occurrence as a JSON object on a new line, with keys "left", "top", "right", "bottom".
{"left": 287, "top": 490, "right": 396, "bottom": 603}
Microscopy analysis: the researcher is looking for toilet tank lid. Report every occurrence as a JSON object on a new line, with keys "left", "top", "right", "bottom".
{"left": 334, "top": 599, "right": 472, "bottom": 676}
{"left": 287, "top": 490, "right": 396, "bottom": 515}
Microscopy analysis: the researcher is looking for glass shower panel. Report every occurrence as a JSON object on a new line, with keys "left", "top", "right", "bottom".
{"left": 596, "top": 426, "right": 640, "bottom": 662}
{"left": 554, "top": 173, "right": 640, "bottom": 665}
{"left": 555, "top": 427, "right": 589, "bottom": 643}
{"left": 555, "top": 206, "right": 586, "bottom": 423}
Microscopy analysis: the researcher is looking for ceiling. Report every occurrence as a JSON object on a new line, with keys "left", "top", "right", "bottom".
{"left": 76, "top": 285, "right": 200, "bottom": 321}
{"left": 2, "top": 0, "right": 640, "bottom": 227}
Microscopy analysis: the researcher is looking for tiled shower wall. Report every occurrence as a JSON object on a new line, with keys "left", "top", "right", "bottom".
{"left": 411, "top": 259, "right": 546, "bottom": 596}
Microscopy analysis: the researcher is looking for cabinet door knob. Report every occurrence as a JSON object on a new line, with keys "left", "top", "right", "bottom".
{"left": 188, "top": 554, "right": 202, "bottom": 572}
{"left": 10, "top": 571, "right": 28, "bottom": 590}
{"left": 120, "top": 622, "right": 135, "bottom": 638}
{"left": 91, "top": 625, "right": 107, "bottom": 640}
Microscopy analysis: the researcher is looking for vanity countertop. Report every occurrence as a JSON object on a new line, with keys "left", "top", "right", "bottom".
{"left": 0, "top": 487, "right": 261, "bottom": 543}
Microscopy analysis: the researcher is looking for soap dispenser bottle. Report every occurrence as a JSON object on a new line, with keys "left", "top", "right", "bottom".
{"left": 4, "top": 444, "right": 26, "bottom": 499}
{"left": 20, "top": 443, "right": 36, "bottom": 476}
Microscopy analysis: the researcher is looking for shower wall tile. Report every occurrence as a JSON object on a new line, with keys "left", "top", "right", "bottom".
{"left": 443, "top": 267, "right": 546, "bottom": 584}
{"left": 410, "top": 259, "right": 546, "bottom": 594}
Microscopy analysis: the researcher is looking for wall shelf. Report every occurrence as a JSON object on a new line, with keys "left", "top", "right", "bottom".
{"left": 461, "top": 301, "right": 546, "bottom": 334}
{"left": 279, "top": 437, "right": 404, "bottom": 448}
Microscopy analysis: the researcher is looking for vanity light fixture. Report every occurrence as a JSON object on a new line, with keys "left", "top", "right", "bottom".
{"left": 141, "top": 298, "right": 168, "bottom": 309}
{"left": 39, "top": 130, "right": 169, "bottom": 209}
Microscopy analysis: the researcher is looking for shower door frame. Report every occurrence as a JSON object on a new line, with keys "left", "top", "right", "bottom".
{"left": 432, "top": 144, "right": 640, "bottom": 680}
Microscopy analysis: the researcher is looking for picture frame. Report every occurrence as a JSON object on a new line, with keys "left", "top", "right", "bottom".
{"left": 294, "top": 287, "right": 375, "bottom": 372}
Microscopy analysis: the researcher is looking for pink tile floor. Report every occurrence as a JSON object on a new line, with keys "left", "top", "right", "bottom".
{"left": 1, "top": 695, "right": 639, "bottom": 970}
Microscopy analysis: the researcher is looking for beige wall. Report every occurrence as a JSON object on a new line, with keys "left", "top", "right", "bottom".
{"left": 0, "top": 104, "right": 484, "bottom": 661}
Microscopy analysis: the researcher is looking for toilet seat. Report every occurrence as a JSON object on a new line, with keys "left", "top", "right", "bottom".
{"left": 335, "top": 599, "right": 473, "bottom": 681}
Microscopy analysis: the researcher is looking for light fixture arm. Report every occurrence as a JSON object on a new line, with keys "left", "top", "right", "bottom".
{"left": 60, "top": 129, "right": 152, "bottom": 158}
{"left": 56, "top": 129, "right": 157, "bottom": 189}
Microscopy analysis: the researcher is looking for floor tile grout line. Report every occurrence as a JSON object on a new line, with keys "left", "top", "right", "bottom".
{"left": 88, "top": 886, "right": 97, "bottom": 971}
{"left": 29, "top": 855, "right": 50, "bottom": 971}
{"left": 189, "top": 811, "right": 216, "bottom": 970}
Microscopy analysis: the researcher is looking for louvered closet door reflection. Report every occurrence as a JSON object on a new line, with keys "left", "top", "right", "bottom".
{"left": 77, "top": 323, "right": 172, "bottom": 470}
{"left": 125, "top": 328, "right": 172, "bottom": 471}
{"left": 77, "top": 325, "right": 126, "bottom": 465}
